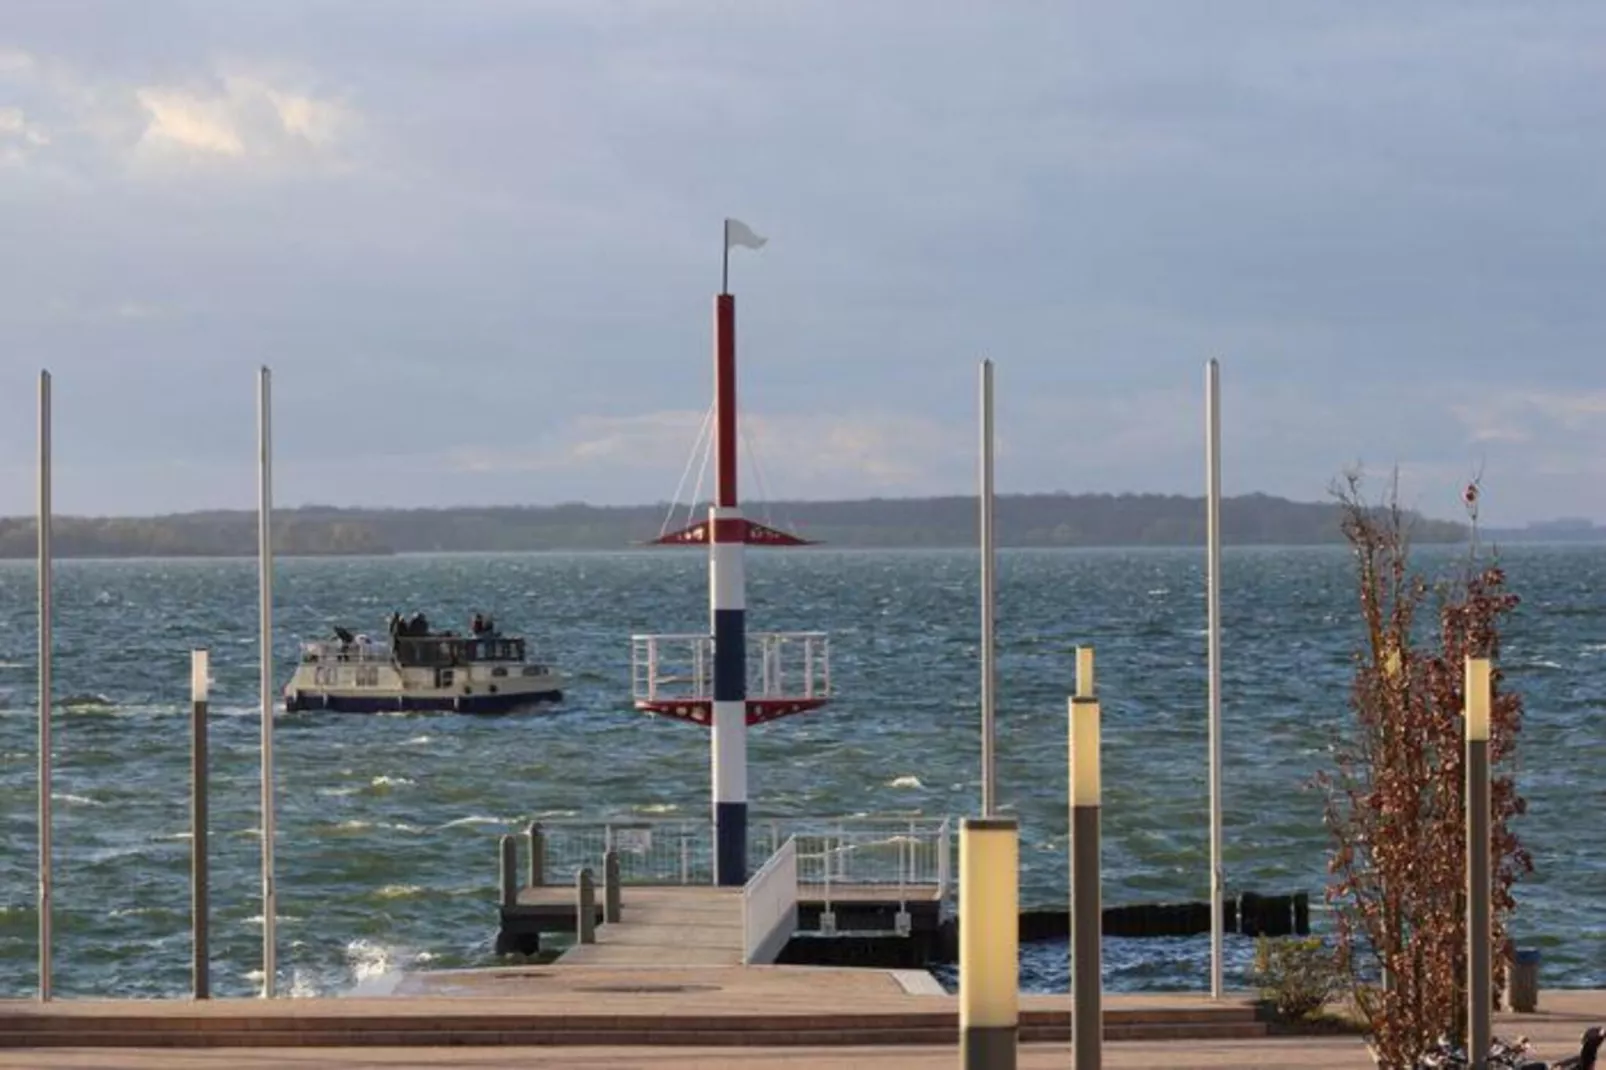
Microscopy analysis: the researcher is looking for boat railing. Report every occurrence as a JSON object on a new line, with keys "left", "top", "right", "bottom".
{"left": 298, "top": 640, "right": 394, "bottom": 664}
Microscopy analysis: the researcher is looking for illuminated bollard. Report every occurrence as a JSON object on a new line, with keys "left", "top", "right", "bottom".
{"left": 959, "top": 816, "right": 1018, "bottom": 1069}
{"left": 1071, "top": 646, "right": 1102, "bottom": 1070}
{"left": 1466, "top": 656, "right": 1492, "bottom": 1070}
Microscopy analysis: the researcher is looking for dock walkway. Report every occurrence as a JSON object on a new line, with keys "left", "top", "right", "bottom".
{"left": 556, "top": 886, "right": 745, "bottom": 966}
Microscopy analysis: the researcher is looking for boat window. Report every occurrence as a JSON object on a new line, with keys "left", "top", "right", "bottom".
{"left": 491, "top": 667, "right": 507, "bottom": 677}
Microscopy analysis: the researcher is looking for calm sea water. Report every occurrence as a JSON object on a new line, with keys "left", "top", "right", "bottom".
{"left": 0, "top": 546, "right": 1601, "bottom": 999}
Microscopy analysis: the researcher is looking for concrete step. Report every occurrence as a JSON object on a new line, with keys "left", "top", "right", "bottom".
{"left": 0, "top": 1009, "right": 1269, "bottom": 1049}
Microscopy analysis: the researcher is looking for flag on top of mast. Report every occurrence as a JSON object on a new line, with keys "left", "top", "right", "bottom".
{"left": 725, "top": 218, "right": 766, "bottom": 250}
{"left": 722, "top": 218, "right": 765, "bottom": 292}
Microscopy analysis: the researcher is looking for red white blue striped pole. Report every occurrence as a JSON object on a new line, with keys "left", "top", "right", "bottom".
{"left": 711, "top": 289, "right": 747, "bottom": 886}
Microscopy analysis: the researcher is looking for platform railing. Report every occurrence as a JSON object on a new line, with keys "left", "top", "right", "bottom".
{"left": 741, "top": 835, "right": 798, "bottom": 965}
{"left": 530, "top": 815, "right": 950, "bottom": 896}
{"left": 630, "top": 632, "right": 832, "bottom": 706}
{"left": 535, "top": 818, "right": 713, "bottom": 885}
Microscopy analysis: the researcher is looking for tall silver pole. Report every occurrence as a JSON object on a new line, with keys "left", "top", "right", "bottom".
{"left": 1206, "top": 358, "right": 1224, "bottom": 999}
{"left": 258, "top": 366, "right": 277, "bottom": 998}
{"left": 979, "top": 359, "right": 997, "bottom": 817}
{"left": 37, "top": 369, "right": 53, "bottom": 1002}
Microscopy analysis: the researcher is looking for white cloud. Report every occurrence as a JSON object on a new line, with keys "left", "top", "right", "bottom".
{"left": 1451, "top": 389, "right": 1606, "bottom": 444}
{"left": 135, "top": 87, "right": 246, "bottom": 156}
{"left": 435, "top": 408, "right": 968, "bottom": 500}
{"left": 133, "top": 75, "right": 348, "bottom": 162}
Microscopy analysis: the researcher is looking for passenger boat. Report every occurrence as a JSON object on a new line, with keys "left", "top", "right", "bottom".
{"left": 283, "top": 612, "right": 564, "bottom": 713}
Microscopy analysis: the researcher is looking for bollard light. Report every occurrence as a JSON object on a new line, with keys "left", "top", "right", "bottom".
{"left": 1465, "top": 657, "right": 1491, "bottom": 741}
{"left": 1076, "top": 646, "right": 1094, "bottom": 699}
{"left": 959, "top": 816, "right": 1018, "bottom": 1069}
{"left": 192, "top": 649, "right": 210, "bottom": 703}
{"left": 1071, "top": 697, "right": 1101, "bottom": 807}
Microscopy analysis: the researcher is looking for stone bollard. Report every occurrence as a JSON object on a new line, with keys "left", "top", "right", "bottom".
{"left": 527, "top": 821, "right": 544, "bottom": 887}
{"left": 603, "top": 849, "right": 621, "bottom": 924}
{"left": 1508, "top": 948, "right": 1540, "bottom": 1013}
{"left": 576, "top": 867, "right": 596, "bottom": 944}
{"left": 499, "top": 835, "right": 518, "bottom": 909}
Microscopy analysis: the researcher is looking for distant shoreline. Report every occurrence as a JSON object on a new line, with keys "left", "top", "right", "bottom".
{"left": 0, "top": 492, "right": 1595, "bottom": 559}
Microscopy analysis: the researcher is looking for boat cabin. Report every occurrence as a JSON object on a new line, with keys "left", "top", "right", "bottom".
{"left": 392, "top": 634, "right": 527, "bottom": 667}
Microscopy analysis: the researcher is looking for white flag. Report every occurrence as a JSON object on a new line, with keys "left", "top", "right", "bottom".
{"left": 725, "top": 218, "right": 767, "bottom": 251}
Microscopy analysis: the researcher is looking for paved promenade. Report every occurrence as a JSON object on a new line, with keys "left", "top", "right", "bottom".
{"left": 1, "top": 984, "right": 1597, "bottom": 1068}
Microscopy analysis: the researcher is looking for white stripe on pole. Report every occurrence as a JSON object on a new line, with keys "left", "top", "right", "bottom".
{"left": 1206, "top": 358, "right": 1224, "bottom": 999}
{"left": 37, "top": 369, "right": 53, "bottom": 1002}
{"left": 258, "top": 365, "right": 277, "bottom": 997}
{"left": 979, "top": 359, "right": 997, "bottom": 817}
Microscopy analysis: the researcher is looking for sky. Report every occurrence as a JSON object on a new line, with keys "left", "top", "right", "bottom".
{"left": 2, "top": 2, "right": 1604, "bottom": 526}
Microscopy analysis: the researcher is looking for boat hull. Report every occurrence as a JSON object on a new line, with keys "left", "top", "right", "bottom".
{"left": 284, "top": 688, "right": 563, "bottom": 714}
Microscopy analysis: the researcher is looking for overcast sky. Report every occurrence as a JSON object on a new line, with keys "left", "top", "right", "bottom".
{"left": 2, "top": 2, "right": 1603, "bottom": 525}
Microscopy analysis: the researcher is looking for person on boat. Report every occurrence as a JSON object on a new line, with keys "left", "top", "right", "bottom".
{"left": 471, "top": 612, "right": 486, "bottom": 635}
{"left": 410, "top": 612, "right": 429, "bottom": 636}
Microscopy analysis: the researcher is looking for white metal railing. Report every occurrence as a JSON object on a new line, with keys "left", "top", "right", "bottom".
{"left": 792, "top": 818, "right": 951, "bottom": 934}
{"left": 537, "top": 818, "right": 713, "bottom": 885}
{"left": 630, "top": 632, "right": 832, "bottom": 705}
{"left": 742, "top": 835, "right": 799, "bottom": 964}
{"left": 299, "top": 639, "right": 393, "bottom": 664}
{"left": 530, "top": 816, "right": 951, "bottom": 903}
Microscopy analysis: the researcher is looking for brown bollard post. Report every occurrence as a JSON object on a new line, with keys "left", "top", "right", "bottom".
{"left": 1466, "top": 657, "right": 1493, "bottom": 1070}
{"left": 527, "top": 821, "right": 544, "bottom": 887}
{"left": 603, "top": 850, "right": 621, "bottom": 923}
{"left": 577, "top": 867, "right": 596, "bottom": 944}
{"left": 1070, "top": 647, "right": 1103, "bottom": 1070}
{"left": 191, "top": 650, "right": 211, "bottom": 999}
{"left": 499, "top": 835, "right": 518, "bottom": 909}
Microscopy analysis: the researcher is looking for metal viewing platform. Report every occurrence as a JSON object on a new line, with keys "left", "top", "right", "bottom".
{"left": 496, "top": 817, "right": 951, "bottom": 966}
{"left": 631, "top": 632, "right": 831, "bottom": 725}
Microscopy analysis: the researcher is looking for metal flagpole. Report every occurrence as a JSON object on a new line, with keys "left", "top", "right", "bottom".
{"left": 37, "top": 369, "right": 53, "bottom": 1002}
{"left": 979, "top": 359, "right": 997, "bottom": 817}
{"left": 258, "top": 366, "right": 277, "bottom": 997}
{"left": 1206, "top": 358, "right": 1224, "bottom": 999}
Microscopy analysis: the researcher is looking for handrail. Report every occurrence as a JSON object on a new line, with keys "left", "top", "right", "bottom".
{"left": 742, "top": 835, "right": 798, "bottom": 965}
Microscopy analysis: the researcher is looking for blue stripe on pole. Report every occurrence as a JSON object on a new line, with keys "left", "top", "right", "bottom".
{"left": 715, "top": 801, "right": 748, "bottom": 886}
{"left": 713, "top": 608, "right": 745, "bottom": 702}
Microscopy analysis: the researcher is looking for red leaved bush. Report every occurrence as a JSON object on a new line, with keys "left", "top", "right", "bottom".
{"left": 1317, "top": 473, "right": 1532, "bottom": 1069}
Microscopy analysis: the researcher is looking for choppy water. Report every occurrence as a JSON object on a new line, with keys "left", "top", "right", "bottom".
{"left": 0, "top": 546, "right": 1602, "bottom": 999}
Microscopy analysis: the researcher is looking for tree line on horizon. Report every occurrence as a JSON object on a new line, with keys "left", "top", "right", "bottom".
{"left": 0, "top": 492, "right": 1474, "bottom": 558}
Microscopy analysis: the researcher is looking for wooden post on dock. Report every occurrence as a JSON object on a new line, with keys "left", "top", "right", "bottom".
{"left": 603, "top": 850, "right": 621, "bottom": 923}
{"left": 527, "top": 821, "right": 544, "bottom": 887}
{"left": 499, "top": 835, "right": 518, "bottom": 909}
{"left": 576, "top": 868, "right": 597, "bottom": 944}
{"left": 191, "top": 650, "right": 211, "bottom": 999}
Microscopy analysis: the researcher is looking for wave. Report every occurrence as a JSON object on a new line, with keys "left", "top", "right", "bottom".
{"left": 888, "top": 775, "right": 924, "bottom": 789}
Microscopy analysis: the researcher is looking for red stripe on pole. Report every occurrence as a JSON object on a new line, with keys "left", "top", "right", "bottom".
{"left": 716, "top": 293, "right": 737, "bottom": 508}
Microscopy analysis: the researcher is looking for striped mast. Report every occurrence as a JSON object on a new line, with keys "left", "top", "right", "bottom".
{"left": 710, "top": 220, "right": 748, "bottom": 886}
{"left": 644, "top": 219, "right": 817, "bottom": 884}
